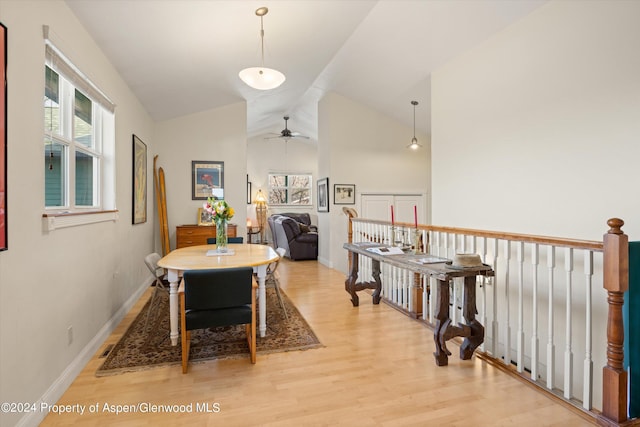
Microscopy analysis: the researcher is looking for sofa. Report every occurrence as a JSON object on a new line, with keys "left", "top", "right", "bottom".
{"left": 268, "top": 214, "right": 318, "bottom": 261}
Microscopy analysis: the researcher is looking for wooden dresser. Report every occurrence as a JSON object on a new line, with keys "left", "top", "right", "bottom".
{"left": 175, "top": 224, "right": 238, "bottom": 248}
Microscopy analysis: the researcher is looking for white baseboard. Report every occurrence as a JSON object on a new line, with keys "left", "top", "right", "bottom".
{"left": 317, "top": 255, "right": 332, "bottom": 268}
{"left": 16, "top": 279, "right": 150, "bottom": 427}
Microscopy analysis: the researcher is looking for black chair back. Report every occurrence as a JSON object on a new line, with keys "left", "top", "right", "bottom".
{"left": 183, "top": 267, "right": 252, "bottom": 310}
{"left": 206, "top": 237, "right": 244, "bottom": 244}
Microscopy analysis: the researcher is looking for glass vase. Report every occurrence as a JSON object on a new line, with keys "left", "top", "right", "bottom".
{"left": 215, "top": 218, "right": 228, "bottom": 253}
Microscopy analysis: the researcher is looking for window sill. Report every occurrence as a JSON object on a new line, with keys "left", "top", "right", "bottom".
{"left": 42, "top": 210, "right": 119, "bottom": 231}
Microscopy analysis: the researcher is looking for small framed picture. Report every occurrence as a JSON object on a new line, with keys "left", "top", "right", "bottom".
{"left": 192, "top": 160, "right": 224, "bottom": 200}
{"left": 317, "top": 177, "right": 329, "bottom": 212}
{"left": 334, "top": 184, "right": 355, "bottom": 205}
{"left": 247, "top": 175, "right": 252, "bottom": 204}
{"left": 197, "top": 207, "right": 213, "bottom": 226}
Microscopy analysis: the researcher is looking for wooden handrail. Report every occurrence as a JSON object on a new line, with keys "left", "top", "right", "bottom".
{"left": 350, "top": 218, "right": 604, "bottom": 251}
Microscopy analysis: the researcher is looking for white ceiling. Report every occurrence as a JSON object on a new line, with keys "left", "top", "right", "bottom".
{"left": 65, "top": 0, "right": 547, "bottom": 141}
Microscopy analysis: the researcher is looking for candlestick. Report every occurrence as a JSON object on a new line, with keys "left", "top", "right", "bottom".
{"left": 414, "top": 205, "right": 418, "bottom": 228}
{"left": 391, "top": 205, "right": 394, "bottom": 225}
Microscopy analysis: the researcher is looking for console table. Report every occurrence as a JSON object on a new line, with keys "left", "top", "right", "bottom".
{"left": 343, "top": 242, "right": 494, "bottom": 366}
{"left": 176, "top": 224, "right": 237, "bottom": 248}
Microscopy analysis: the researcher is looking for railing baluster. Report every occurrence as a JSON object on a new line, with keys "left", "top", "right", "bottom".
{"left": 517, "top": 241, "right": 525, "bottom": 373}
{"left": 583, "top": 250, "right": 593, "bottom": 410}
{"left": 504, "top": 240, "right": 512, "bottom": 366}
{"left": 491, "top": 238, "right": 500, "bottom": 357}
{"left": 547, "top": 246, "right": 556, "bottom": 390}
{"left": 564, "top": 247, "right": 574, "bottom": 399}
{"left": 452, "top": 234, "right": 459, "bottom": 325}
{"left": 479, "top": 236, "right": 487, "bottom": 353}
{"left": 429, "top": 231, "right": 441, "bottom": 324}
{"left": 531, "top": 243, "right": 540, "bottom": 381}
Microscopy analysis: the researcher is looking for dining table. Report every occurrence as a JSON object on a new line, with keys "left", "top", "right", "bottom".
{"left": 157, "top": 244, "right": 280, "bottom": 345}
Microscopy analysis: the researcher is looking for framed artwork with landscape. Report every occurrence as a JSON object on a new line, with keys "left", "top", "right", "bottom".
{"left": 192, "top": 160, "right": 224, "bottom": 200}
{"left": 317, "top": 177, "right": 329, "bottom": 212}
{"left": 334, "top": 184, "right": 355, "bottom": 205}
{"left": 132, "top": 135, "right": 147, "bottom": 224}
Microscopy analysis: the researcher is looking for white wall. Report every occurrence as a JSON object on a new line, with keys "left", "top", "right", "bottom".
{"left": 431, "top": 0, "right": 640, "bottom": 241}
{"left": 318, "top": 92, "right": 430, "bottom": 273}
{"left": 0, "top": 2, "right": 155, "bottom": 426}
{"left": 153, "top": 102, "right": 248, "bottom": 249}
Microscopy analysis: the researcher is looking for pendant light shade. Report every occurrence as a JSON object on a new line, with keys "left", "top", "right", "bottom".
{"left": 407, "top": 100, "right": 422, "bottom": 150}
{"left": 238, "top": 67, "right": 285, "bottom": 91}
{"left": 239, "top": 7, "right": 285, "bottom": 90}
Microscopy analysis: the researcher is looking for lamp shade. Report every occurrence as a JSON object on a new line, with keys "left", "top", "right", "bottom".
{"left": 239, "top": 67, "right": 285, "bottom": 91}
{"left": 255, "top": 189, "right": 267, "bottom": 203}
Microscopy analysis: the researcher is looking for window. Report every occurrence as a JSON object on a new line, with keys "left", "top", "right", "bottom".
{"left": 268, "top": 173, "right": 312, "bottom": 206}
{"left": 44, "top": 40, "right": 115, "bottom": 212}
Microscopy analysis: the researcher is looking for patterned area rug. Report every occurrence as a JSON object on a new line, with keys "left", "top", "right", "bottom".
{"left": 96, "top": 278, "right": 322, "bottom": 376}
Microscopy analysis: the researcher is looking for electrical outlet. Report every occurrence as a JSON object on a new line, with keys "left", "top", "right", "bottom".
{"left": 67, "top": 326, "right": 73, "bottom": 345}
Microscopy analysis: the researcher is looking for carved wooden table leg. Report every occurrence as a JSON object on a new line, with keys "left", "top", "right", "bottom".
{"left": 344, "top": 251, "right": 383, "bottom": 307}
{"left": 433, "top": 278, "right": 452, "bottom": 366}
{"left": 460, "top": 275, "right": 484, "bottom": 359}
{"left": 371, "top": 259, "right": 382, "bottom": 304}
{"left": 345, "top": 251, "right": 360, "bottom": 306}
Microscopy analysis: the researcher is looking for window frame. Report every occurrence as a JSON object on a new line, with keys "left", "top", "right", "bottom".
{"left": 43, "top": 32, "right": 117, "bottom": 229}
{"left": 267, "top": 173, "right": 313, "bottom": 206}
{"left": 45, "top": 65, "right": 105, "bottom": 211}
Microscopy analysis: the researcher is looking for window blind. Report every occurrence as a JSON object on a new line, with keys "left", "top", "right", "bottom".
{"left": 43, "top": 25, "right": 116, "bottom": 113}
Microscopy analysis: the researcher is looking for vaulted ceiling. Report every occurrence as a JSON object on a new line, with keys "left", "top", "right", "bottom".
{"left": 65, "top": 0, "right": 546, "bottom": 141}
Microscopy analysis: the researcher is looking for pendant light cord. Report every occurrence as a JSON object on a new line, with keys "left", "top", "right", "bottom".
{"left": 413, "top": 102, "right": 416, "bottom": 139}
{"left": 260, "top": 16, "right": 265, "bottom": 68}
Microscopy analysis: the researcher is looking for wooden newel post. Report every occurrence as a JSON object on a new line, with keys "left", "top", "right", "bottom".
{"left": 343, "top": 208, "right": 357, "bottom": 272}
{"left": 600, "top": 218, "right": 629, "bottom": 425}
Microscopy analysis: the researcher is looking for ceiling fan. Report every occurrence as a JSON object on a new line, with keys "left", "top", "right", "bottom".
{"left": 265, "top": 116, "right": 309, "bottom": 141}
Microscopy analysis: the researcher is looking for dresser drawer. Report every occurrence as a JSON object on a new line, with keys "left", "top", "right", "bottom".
{"left": 176, "top": 224, "right": 238, "bottom": 248}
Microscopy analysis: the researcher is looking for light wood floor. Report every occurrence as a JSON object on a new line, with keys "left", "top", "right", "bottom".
{"left": 41, "top": 258, "right": 595, "bottom": 426}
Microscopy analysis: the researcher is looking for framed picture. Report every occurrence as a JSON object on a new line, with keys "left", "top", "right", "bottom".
{"left": 132, "top": 135, "right": 147, "bottom": 224}
{"left": 197, "top": 207, "right": 213, "bottom": 226}
{"left": 317, "top": 177, "right": 329, "bottom": 212}
{"left": 334, "top": 184, "right": 355, "bottom": 205}
{"left": 0, "top": 23, "right": 7, "bottom": 251}
{"left": 192, "top": 160, "right": 224, "bottom": 200}
{"left": 246, "top": 174, "right": 251, "bottom": 204}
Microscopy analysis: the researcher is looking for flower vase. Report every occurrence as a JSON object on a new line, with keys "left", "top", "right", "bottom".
{"left": 215, "top": 218, "right": 228, "bottom": 253}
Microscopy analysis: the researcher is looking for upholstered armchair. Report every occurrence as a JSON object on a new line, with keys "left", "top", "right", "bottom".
{"left": 268, "top": 214, "right": 318, "bottom": 261}
{"left": 278, "top": 213, "right": 318, "bottom": 232}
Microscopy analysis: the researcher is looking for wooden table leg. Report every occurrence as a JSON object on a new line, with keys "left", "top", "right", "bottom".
{"left": 460, "top": 275, "right": 484, "bottom": 360}
{"left": 371, "top": 259, "right": 382, "bottom": 304}
{"left": 344, "top": 251, "right": 383, "bottom": 307}
{"left": 433, "top": 279, "right": 452, "bottom": 366}
{"left": 345, "top": 251, "right": 361, "bottom": 306}
{"left": 167, "top": 268, "right": 180, "bottom": 346}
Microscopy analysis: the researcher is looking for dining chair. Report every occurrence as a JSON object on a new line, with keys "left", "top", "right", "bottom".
{"left": 206, "top": 237, "right": 244, "bottom": 244}
{"left": 264, "top": 247, "right": 288, "bottom": 319}
{"left": 179, "top": 267, "right": 257, "bottom": 373}
{"left": 143, "top": 252, "right": 169, "bottom": 333}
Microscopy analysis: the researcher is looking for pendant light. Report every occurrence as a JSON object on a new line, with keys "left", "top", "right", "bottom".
{"left": 239, "top": 7, "right": 286, "bottom": 90}
{"left": 407, "top": 100, "right": 422, "bottom": 150}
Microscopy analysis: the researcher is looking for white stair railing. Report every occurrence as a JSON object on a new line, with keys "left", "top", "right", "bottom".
{"left": 348, "top": 218, "right": 606, "bottom": 419}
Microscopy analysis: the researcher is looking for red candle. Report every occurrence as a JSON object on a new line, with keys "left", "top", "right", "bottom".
{"left": 390, "top": 205, "right": 395, "bottom": 225}
{"left": 414, "top": 205, "right": 418, "bottom": 228}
